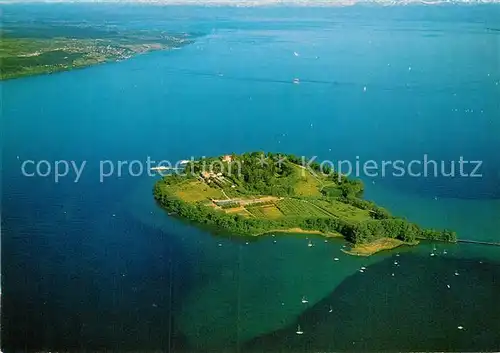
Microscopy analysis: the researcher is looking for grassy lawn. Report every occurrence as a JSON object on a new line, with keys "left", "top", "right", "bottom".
{"left": 224, "top": 206, "right": 252, "bottom": 217}
{"left": 174, "top": 181, "right": 224, "bottom": 203}
{"left": 291, "top": 165, "right": 323, "bottom": 197}
{"left": 312, "top": 199, "right": 372, "bottom": 222}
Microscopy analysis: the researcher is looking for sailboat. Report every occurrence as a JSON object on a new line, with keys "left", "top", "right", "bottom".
{"left": 301, "top": 296, "right": 309, "bottom": 304}
{"left": 296, "top": 324, "right": 304, "bottom": 335}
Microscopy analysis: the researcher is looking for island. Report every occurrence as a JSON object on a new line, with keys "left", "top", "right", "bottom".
{"left": 153, "top": 152, "right": 457, "bottom": 256}
{"left": 0, "top": 22, "right": 195, "bottom": 80}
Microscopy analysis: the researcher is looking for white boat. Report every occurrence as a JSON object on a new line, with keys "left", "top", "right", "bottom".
{"left": 294, "top": 51, "right": 299, "bottom": 57}
{"left": 308, "top": 241, "right": 313, "bottom": 247}
{"left": 329, "top": 306, "right": 333, "bottom": 313}
{"left": 301, "top": 296, "right": 309, "bottom": 304}
{"left": 296, "top": 324, "right": 304, "bottom": 335}
{"left": 293, "top": 78, "right": 300, "bottom": 84}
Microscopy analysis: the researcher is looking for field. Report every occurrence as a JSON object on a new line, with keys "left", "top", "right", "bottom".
{"left": 237, "top": 197, "right": 370, "bottom": 223}
{"left": 224, "top": 206, "right": 252, "bottom": 217}
{"left": 246, "top": 204, "right": 284, "bottom": 219}
{"left": 312, "top": 199, "right": 372, "bottom": 222}
{"left": 173, "top": 181, "right": 225, "bottom": 203}
{"left": 275, "top": 198, "right": 330, "bottom": 218}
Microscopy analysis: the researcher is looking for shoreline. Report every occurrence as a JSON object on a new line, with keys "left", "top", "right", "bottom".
{"left": 257, "top": 227, "right": 344, "bottom": 238}
{"left": 257, "top": 230, "right": 411, "bottom": 257}
{"left": 1, "top": 50, "right": 162, "bottom": 81}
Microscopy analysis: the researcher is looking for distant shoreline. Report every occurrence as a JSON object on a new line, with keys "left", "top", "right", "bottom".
{"left": 0, "top": 28, "right": 194, "bottom": 80}
{"left": 1, "top": 2, "right": 499, "bottom": 6}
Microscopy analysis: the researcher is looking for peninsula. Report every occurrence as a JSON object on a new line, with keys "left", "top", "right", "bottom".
{"left": 0, "top": 23, "right": 195, "bottom": 80}
{"left": 153, "top": 152, "right": 457, "bottom": 255}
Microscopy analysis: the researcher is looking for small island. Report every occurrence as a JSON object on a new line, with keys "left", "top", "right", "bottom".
{"left": 153, "top": 152, "right": 456, "bottom": 256}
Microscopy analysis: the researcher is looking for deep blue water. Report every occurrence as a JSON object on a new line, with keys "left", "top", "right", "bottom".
{"left": 1, "top": 4, "right": 500, "bottom": 352}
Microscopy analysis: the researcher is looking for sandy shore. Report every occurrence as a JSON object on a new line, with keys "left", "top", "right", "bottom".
{"left": 342, "top": 238, "right": 417, "bottom": 256}
{"left": 257, "top": 228, "right": 344, "bottom": 238}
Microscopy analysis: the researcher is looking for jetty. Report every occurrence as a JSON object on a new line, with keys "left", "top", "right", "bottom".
{"left": 151, "top": 160, "right": 189, "bottom": 172}
{"left": 457, "top": 239, "right": 500, "bottom": 247}
{"left": 150, "top": 166, "right": 182, "bottom": 171}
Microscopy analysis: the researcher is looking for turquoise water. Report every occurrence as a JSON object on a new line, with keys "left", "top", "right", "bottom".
{"left": 2, "top": 4, "right": 499, "bottom": 352}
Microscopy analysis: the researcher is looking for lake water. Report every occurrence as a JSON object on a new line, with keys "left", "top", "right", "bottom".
{"left": 1, "top": 4, "right": 500, "bottom": 352}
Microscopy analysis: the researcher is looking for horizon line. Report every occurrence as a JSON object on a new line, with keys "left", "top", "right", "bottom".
{"left": 1, "top": 0, "right": 500, "bottom": 5}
